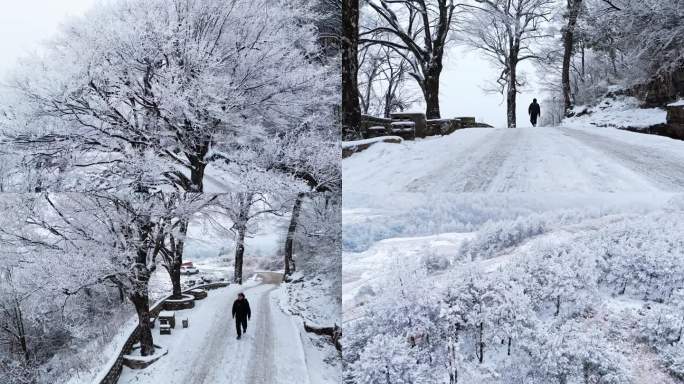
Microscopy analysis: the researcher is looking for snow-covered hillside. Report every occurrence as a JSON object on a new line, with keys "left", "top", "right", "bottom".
{"left": 563, "top": 96, "right": 667, "bottom": 130}
{"left": 343, "top": 193, "right": 684, "bottom": 383}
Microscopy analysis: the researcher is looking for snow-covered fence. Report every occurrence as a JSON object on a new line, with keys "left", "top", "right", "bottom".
{"left": 95, "top": 282, "right": 229, "bottom": 384}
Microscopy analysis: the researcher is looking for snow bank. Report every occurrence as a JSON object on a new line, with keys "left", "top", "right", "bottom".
{"left": 668, "top": 99, "right": 684, "bottom": 107}
{"left": 563, "top": 96, "right": 666, "bottom": 130}
{"left": 342, "top": 136, "right": 403, "bottom": 149}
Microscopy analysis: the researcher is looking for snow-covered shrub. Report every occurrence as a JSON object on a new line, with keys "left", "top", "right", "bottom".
{"left": 343, "top": 194, "right": 582, "bottom": 252}
{"left": 662, "top": 344, "right": 684, "bottom": 380}
{"left": 0, "top": 359, "right": 36, "bottom": 384}
{"left": 352, "top": 334, "right": 437, "bottom": 384}
{"left": 346, "top": 207, "right": 684, "bottom": 383}
{"left": 421, "top": 248, "right": 451, "bottom": 272}
{"left": 458, "top": 215, "right": 547, "bottom": 260}
{"left": 639, "top": 305, "right": 683, "bottom": 346}
{"left": 592, "top": 212, "right": 684, "bottom": 301}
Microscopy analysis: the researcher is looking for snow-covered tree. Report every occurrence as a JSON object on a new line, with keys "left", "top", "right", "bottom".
{"left": 462, "top": 0, "right": 555, "bottom": 127}
{"left": 215, "top": 193, "right": 282, "bottom": 284}
{"left": 358, "top": 45, "right": 418, "bottom": 117}
{"left": 4, "top": 0, "right": 336, "bottom": 193}
{"left": 361, "top": 0, "right": 459, "bottom": 119}
{"left": 1, "top": 193, "right": 171, "bottom": 357}
{"left": 342, "top": 0, "right": 362, "bottom": 138}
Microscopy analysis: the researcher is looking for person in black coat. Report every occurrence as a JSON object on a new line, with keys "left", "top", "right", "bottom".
{"left": 232, "top": 292, "right": 251, "bottom": 339}
{"left": 528, "top": 99, "right": 541, "bottom": 127}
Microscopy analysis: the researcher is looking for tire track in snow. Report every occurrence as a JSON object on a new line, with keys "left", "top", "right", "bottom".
{"left": 460, "top": 129, "right": 520, "bottom": 192}
{"left": 405, "top": 129, "right": 519, "bottom": 192}
{"left": 188, "top": 285, "right": 262, "bottom": 384}
{"left": 179, "top": 281, "right": 277, "bottom": 384}
{"left": 245, "top": 284, "right": 277, "bottom": 384}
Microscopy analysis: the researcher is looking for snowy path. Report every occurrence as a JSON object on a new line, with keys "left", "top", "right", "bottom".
{"left": 119, "top": 272, "right": 311, "bottom": 384}
{"left": 343, "top": 126, "right": 684, "bottom": 193}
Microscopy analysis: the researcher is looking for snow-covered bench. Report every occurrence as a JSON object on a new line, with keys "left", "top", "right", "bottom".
{"left": 159, "top": 320, "right": 172, "bottom": 335}
{"left": 158, "top": 311, "right": 176, "bottom": 329}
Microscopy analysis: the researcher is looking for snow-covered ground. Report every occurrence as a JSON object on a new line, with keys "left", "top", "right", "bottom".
{"left": 343, "top": 125, "right": 684, "bottom": 193}
{"left": 563, "top": 96, "right": 667, "bottom": 130}
{"left": 53, "top": 208, "right": 338, "bottom": 384}
{"left": 119, "top": 272, "right": 336, "bottom": 384}
{"left": 343, "top": 121, "right": 684, "bottom": 382}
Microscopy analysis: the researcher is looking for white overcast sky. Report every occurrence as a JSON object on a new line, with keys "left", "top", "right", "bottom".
{"left": 0, "top": 0, "right": 97, "bottom": 79}
{"left": 441, "top": 47, "right": 540, "bottom": 128}
{"left": 0, "top": 0, "right": 540, "bottom": 127}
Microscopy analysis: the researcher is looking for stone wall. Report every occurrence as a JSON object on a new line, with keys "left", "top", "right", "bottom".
{"left": 426, "top": 117, "right": 492, "bottom": 135}
{"left": 665, "top": 103, "right": 684, "bottom": 140}
{"left": 391, "top": 112, "right": 427, "bottom": 138}
{"left": 358, "top": 113, "right": 491, "bottom": 141}
{"left": 96, "top": 282, "right": 229, "bottom": 384}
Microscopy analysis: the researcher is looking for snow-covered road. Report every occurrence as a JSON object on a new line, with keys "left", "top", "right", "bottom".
{"left": 343, "top": 126, "right": 684, "bottom": 193}
{"left": 119, "top": 272, "right": 311, "bottom": 384}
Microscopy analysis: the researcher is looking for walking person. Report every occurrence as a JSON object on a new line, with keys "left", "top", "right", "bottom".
{"left": 232, "top": 292, "right": 251, "bottom": 339}
{"left": 528, "top": 99, "right": 541, "bottom": 127}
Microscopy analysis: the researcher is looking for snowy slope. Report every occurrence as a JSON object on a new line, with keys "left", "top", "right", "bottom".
{"left": 343, "top": 126, "right": 684, "bottom": 193}
{"left": 343, "top": 232, "right": 473, "bottom": 322}
{"left": 563, "top": 97, "right": 667, "bottom": 130}
{"left": 343, "top": 194, "right": 684, "bottom": 383}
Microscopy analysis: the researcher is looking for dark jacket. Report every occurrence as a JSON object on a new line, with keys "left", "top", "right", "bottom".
{"left": 232, "top": 298, "right": 251, "bottom": 320}
{"left": 528, "top": 102, "right": 540, "bottom": 117}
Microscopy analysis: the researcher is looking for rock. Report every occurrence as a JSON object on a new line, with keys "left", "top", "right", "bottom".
{"left": 667, "top": 102, "right": 684, "bottom": 124}
{"left": 662, "top": 102, "right": 684, "bottom": 139}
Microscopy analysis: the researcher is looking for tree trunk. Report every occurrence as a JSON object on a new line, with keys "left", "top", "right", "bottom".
{"left": 234, "top": 225, "right": 246, "bottom": 284}
{"left": 507, "top": 60, "right": 518, "bottom": 128}
{"left": 188, "top": 146, "right": 208, "bottom": 193}
{"left": 448, "top": 324, "right": 460, "bottom": 384}
{"left": 128, "top": 206, "right": 155, "bottom": 356}
{"left": 342, "top": 0, "right": 361, "bottom": 138}
{"left": 555, "top": 295, "right": 561, "bottom": 316}
{"left": 130, "top": 290, "right": 155, "bottom": 356}
{"left": 170, "top": 266, "right": 182, "bottom": 299}
{"left": 562, "top": 0, "right": 582, "bottom": 116}
{"left": 169, "top": 219, "right": 188, "bottom": 299}
{"left": 384, "top": 89, "right": 393, "bottom": 118}
{"left": 284, "top": 193, "right": 305, "bottom": 278}
{"left": 478, "top": 322, "right": 484, "bottom": 364}
{"left": 12, "top": 298, "right": 29, "bottom": 362}
{"left": 423, "top": 67, "right": 442, "bottom": 119}
{"left": 507, "top": 336, "right": 511, "bottom": 356}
